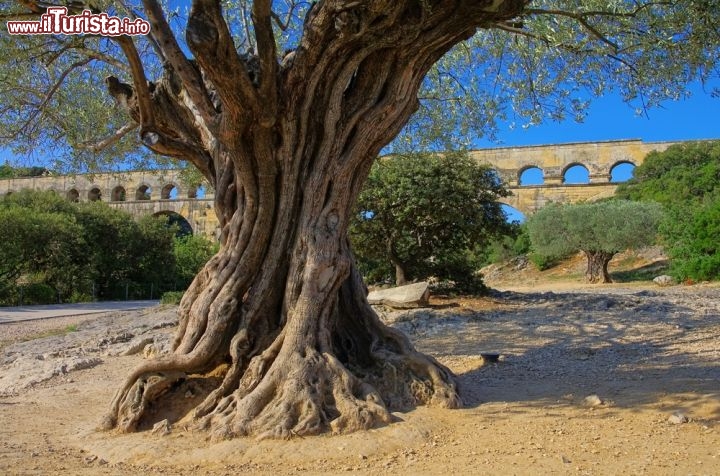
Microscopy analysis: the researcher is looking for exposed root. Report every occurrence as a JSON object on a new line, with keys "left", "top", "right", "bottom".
{"left": 100, "top": 371, "right": 185, "bottom": 432}
{"left": 195, "top": 347, "right": 392, "bottom": 440}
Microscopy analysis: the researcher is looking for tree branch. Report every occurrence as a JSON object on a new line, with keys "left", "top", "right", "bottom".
{"left": 75, "top": 122, "right": 138, "bottom": 153}
{"left": 113, "top": 35, "right": 156, "bottom": 142}
{"left": 252, "top": 0, "right": 279, "bottom": 125}
{"left": 139, "top": 0, "right": 219, "bottom": 128}
{"left": 8, "top": 57, "right": 92, "bottom": 140}
{"left": 187, "top": 0, "right": 259, "bottom": 118}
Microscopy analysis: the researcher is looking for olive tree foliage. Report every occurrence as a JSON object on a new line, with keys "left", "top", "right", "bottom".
{"left": 1, "top": 1, "right": 718, "bottom": 439}
{"left": 350, "top": 151, "right": 509, "bottom": 288}
{"left": 527, "top": 200, "right": 664, "bottom": 283}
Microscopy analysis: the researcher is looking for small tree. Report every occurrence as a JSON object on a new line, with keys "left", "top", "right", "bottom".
{"left": 527, "top": 201, "right": 664, "bottom": 283}
{"left": 350, "top": 151, "right": 509, "bottom": 288}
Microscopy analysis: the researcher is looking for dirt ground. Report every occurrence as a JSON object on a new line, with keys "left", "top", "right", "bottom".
{"left": 1, "top": 259, "right": 719, "bottom": 475}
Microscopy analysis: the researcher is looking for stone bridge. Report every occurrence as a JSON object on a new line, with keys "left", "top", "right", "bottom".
{"left": 471, "top": 139, "right": 680, "bottom": 215}
{"left": 0, "top": 139, "right": 690, "bottom": 232}
{"left": 0, "top": 169, "right": 220, "bottom": 238}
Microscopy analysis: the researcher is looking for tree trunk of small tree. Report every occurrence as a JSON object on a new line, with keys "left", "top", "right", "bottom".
{"left": 388, "top": 245, "right": 409, "bottom": 286}
{"left": 101, "top": 0, "right": 525, "bottom": 438}
{"left": 584, "top": 250, "right": 614, "bottom": 284}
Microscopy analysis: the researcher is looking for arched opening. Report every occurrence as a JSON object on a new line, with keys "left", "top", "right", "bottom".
{"left": 67, "top": 189, "right": 79, "bottom": 202}
{"left": 500, "top": 204, "right": 526, "bottom": 224}
{"left": 153, "top": 211, "right": 193, "bottom": 237}
{"left": 136, "top": 184, "right": 152, "bottom": 200}
{"left": 5, "top": 190, "right": 14, "bottom": 196}
{"left": 563, "top": 164, "right": 590, "bottom": 184}
{"left": 610, "top": 161, "right": 636, "bottom": 183}
{"left": 161, "top": 183, "right": 179, "bottom": 199}
{"left": 88, "top": 187, "right": 102, "bottom": 201}
{"left": 519, "top": 166, "right": 544, "bottom": 186}
{"left": 195, "top": 185, "right": 206, "bottom": 199}
{"left": 111, "top": 186, "right": 126, "bottom": 202}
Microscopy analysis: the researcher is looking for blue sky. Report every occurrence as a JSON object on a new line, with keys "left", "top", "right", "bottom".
{"left": 477, "top": 80, "right": 719, "bottom": 149}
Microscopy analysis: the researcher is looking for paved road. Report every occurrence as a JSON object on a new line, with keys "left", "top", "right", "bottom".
{"left": 0, "top": 300, "right": 160, "bottom": 324}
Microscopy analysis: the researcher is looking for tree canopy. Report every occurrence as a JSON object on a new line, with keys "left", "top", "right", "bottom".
{"left": 526, "top": 200, "right": 664, "bottom": 283}
{"left": 350, "top": 151, "right": 509, "bottom": 288}
{"left": 1, "top": 1, "right": 719, "bottom": 167}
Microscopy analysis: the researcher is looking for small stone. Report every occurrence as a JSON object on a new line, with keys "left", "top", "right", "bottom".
{"left": 668, "top": 413, "right": 689, "bottom": 425}
{"left": 653, "top": 275, "right": 675, "bottom": 287}
{"left": 584, "top": 394, "right": 603, "bottom": 407}
{"left": 151, "top": 419, "right": 171, "bottom": 436}
{"left": 561, "top": 455, "right": 571, "bottom": 464}
{"left": 184, "top": 390, "right": 194, "bottom": 399}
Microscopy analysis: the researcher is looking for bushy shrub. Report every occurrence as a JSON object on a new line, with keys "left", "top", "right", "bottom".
{"left": 161, "top": 291, "right": 185, "bottom": 305}
{"left": 22, "top": 283, "right": 56, "bottom": 305}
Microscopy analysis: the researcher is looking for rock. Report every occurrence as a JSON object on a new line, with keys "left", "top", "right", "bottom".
{"left": 668, "top": 413, "right": 689, "bottom": 425}
{"left": 0, "top": 356, "right": 102, "bottom": 395}
{"left": 584, "top": 394, "right": 603, "bottom": 407}
{"left": 367, "top": 282, "right": 430, "bottom": 309}
{"left": 151, "top": 419, "right": 171, "bottom": 436}
{"left": 119, "top": 337, "right": 154, "bottom": 356}
{"left": 653, "top": 275, "right": 675, "bottom": 287}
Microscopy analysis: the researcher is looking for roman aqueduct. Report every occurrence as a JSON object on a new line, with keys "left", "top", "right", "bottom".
{"left": 0, "top": 139, "right": 683, "bottom": 237}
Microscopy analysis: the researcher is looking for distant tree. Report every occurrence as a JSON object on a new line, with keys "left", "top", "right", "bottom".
{"left": 350, "top": 152, "right": 509, "bottom": 289}
{"left": 616, "top": 141, "right": 720, "bottom": 281}
{"left": 0, "top": 204, "right": 85, "bottom": 303}
{"left": 0, "top": 190, "right": 176, "bottom": 301}
{"left": 527, "top": 201, "right": 664, "bottom": 283}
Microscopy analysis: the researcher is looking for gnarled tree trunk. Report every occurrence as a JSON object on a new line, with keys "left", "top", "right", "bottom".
{"left": 101, "top": 0, "right": 525, "bottom": 438}
{"left": 584, "top": 250, "right": 614, "bottom": 283}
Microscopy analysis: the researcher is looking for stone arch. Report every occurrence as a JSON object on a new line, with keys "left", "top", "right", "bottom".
{"left": 111, "top": 185, "right": 127, "bottom": 201}
{"left": 161, "top": 183, "right": 179, "bottom": 200}
{"left": 88, "top": 186, "right": 102, "bottom": 201}
{"left": 67, "top": 188, "right": 79, "bottom": 202}
{"left": 518, "top": 166, "right": 544, "bottom": 186}
{"left": 153, "top": 210, "right": 193, "bottom": 236}
{"left": 562, "top": 163, "right": 590, "bottom": 184}
{"left": 609, "top": 160, "right": 637, "bottom": 183}
{"left": 136, "top": 184, "right": 152, "bottom": 200}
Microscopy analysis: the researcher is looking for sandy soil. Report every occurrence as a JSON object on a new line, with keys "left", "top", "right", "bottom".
{"left": 1, "top": 278, "right": 719, "bottom": 475}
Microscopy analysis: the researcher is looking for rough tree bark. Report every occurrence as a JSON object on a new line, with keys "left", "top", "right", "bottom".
{"left": 96, "top": 0, "right": 526, "bottom": 438}
{"left": 584, "top": 250, "right": 614, "bottom": 284}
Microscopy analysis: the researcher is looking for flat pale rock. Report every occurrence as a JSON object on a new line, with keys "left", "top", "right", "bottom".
{"left": 653, "top": 275, "right": 675, "bottom": 287}
{"left": 367, "top": 282, "right": 430, "bottom": 309}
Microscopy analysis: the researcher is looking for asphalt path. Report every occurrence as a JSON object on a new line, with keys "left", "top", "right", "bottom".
{"left": 0, "top": 300, "right": 159, "bottom": 324}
